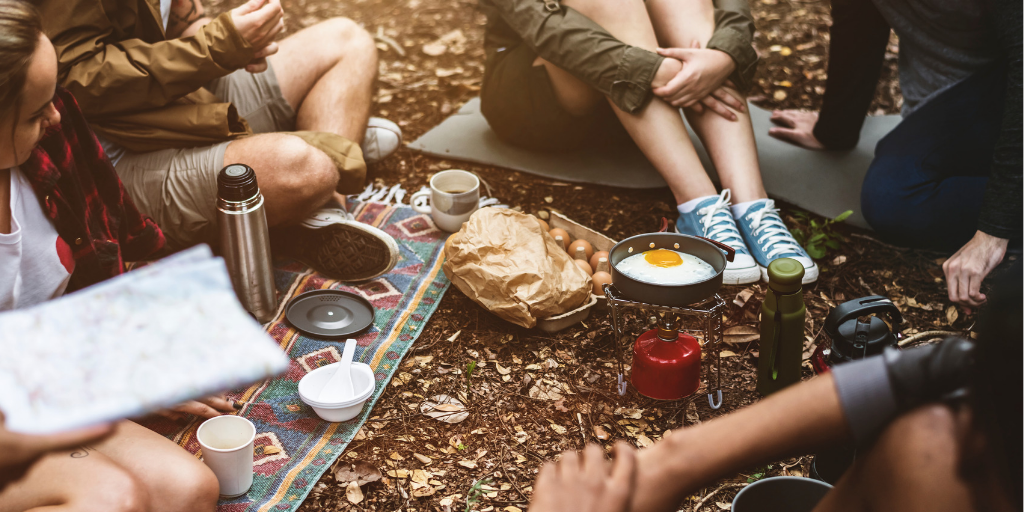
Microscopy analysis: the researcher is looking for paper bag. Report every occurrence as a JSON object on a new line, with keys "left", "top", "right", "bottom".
{"left": 442, "top": 208, "right": 592, "bottom": 328}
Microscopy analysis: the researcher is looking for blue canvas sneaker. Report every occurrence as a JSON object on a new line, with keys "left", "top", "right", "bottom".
{"left": 735, "top": 199, "right": 819, "bottom": 284}
{"left": 675, "top": 190, "right": 760, "bottom": 285}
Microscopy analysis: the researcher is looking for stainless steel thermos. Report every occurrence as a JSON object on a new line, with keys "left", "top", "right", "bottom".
{"left": 217, "top": 164, "right": 276, "bottom": 323}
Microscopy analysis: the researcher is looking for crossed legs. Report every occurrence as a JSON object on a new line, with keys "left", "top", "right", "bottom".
{"left": 538, "top": 0, "right": 767, "bottom": 205}
{"left": 222, "top": 18, "right": 378, "bottom": 226}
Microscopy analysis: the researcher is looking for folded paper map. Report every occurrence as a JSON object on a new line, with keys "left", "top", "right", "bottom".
{"left": 0, "top": 246, "right": 290, "bottom": 434}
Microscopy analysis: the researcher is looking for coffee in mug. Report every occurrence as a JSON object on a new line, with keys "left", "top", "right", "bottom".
{"left": 411, "top": 170, "right": 480, "bottom": 232}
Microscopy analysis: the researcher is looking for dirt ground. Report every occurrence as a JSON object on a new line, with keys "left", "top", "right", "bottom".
{"left": 202, "top": 0, "right": 1007, "bottom": 510}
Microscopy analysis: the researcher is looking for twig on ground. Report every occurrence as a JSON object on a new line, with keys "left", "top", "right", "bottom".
{"left": 898, "top": 330, "right": 959, "bottom": 347}
{"left": 374, "top": 26, "right": 406, "bottom": 57}
{"left": 692, "top": 482, "right": 747, "bottom": 511}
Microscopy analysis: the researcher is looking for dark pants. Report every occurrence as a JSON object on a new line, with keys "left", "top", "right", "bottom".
{"left": 861, "top": 65, "right": 1007, "bottom": 253}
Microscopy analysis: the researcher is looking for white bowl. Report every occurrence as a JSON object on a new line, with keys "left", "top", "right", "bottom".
{"left": 298, "top": 362, "right": 375, "bottom": 422}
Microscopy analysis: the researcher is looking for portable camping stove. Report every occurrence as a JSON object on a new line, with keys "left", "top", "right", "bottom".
{"left": 604, "top": 284, "right": 727, "bottom": 409}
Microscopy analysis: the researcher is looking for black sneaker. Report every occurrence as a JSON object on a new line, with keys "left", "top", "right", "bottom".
{"left": 277, "top": 208, "right": 399, "bottom": 281}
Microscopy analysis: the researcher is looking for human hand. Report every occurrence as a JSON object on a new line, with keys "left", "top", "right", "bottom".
{"left": 768, "top": 110, "right": 825, "bottom": 149}
{"left": 652, "top": 57, "right": 683, "bottom": 89}
{"left": 942, "top": 231, "right": 1008, "bottom": 311}
{"left": 0, "top": 413, "right": 114, "bottom": 491}
{"left": 230, "top": 0, "right": 285, "bottom": 73}
{"left": 686, "top": 80, "right": 747, "bottom": 121}
{"left": 158, "top": 394, "right": 239, "bottom": 421}
{"left": 529, "top": 442, "right": 637, "bottom": 512}
{"left": 653, "top": 43, "right": 736, "bottom": 109}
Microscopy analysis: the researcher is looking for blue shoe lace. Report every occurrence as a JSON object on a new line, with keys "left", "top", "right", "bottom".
{"left": 696, "top": 190, "right": 746, "bottom": 252}
{"left": 746, "top": 200, "right": 806, "bottom": 259}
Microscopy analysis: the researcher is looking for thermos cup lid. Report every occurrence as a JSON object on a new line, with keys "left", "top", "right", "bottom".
{"left": 218, "top": 164, "right": 260, "bottom": 202}
{"left": 767, "top": 258, "right": 804, "bottom": 293}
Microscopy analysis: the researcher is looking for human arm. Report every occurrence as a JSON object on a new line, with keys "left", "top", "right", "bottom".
{"left": 626, "top": 338, "right": 974, "bottom": 512}
{"left": 171, "top": 0, "right": 281, "bottom": 73}
{"left": 529, "top": 442, "right": 637, "bottom": 512}
{"left": 158, "top": 395, "right": 238, "bottom": 421}
{"left": 769, "top": 0, "right": 890, "bottom": 150}
{"left": 39, "top": 0, "right": 282, "bottom": 118}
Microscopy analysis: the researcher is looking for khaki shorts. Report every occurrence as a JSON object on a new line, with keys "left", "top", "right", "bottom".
{"left": 112, "top": 62, "right": 297, "bottom": 249}
{"left": 480, "top": 44, "right": 629, "bottom": 152}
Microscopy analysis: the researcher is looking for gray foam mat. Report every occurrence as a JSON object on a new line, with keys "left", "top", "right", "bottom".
{"left": 409, "top": 97, "right": 901, "bottom": 229}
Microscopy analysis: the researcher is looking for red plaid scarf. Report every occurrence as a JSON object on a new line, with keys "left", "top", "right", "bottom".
{"left": 20, "top": 87, "right": 164, "bottom": 292}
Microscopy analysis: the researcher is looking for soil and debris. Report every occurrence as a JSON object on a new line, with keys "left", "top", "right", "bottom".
{"left": 195, "top": 0, "right": 1011, "bottom": 509}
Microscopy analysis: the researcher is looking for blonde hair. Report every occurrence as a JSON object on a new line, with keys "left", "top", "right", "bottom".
{"left": 0, "top": 0, "right": 42, "bottom": 127}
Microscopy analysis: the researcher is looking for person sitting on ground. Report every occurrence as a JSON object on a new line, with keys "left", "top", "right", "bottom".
{"left": 0, "top": 3, "right": 232, "bottom": 509}
{"left": 37, "top": 0, "right": 403, "bottom": 282}
{"left": 479, "top": 0, "right": 818, "bottom": 284}
{"left": 529, "top": 265, "right": 1021, "bottom": 512}
{"left": 768, "top": 0, "right": 1021, "bottom": 310}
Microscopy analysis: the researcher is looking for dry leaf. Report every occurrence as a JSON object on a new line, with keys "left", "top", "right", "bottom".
{"left": 414, "top": 453, "right": 432, "bottom": 464}
{"left": 411, "top": 469, "right": 430, "bottom": 485}
{"left": 832, "top": 255, "right": 847, "bottom": 266}
{"left": 389, "top": 452, "right": 404, "bottom": 461}
{"left": 716, "top": 502, "right": 731, "bottom": 510}
{"left": 262, "top": 446, "right": 281, "bottom": 455}
{"left": 422, "top": 41, "right": 447, "bottom": 56}
{"left": 458, "top": 460, "right": 477, "bottom": 468}
{"left": 334, "top": 461, "right": 382, "bottom": 486}
{"left": 614, "top": 407, "right": 643, "bottom": 419}
{"left": 550, "top": 424, "right": 567, "bottom": 434}
{"left": 593, "top": 425, "right": 610, "bottom": 440}
{"left": 773, "top": 90, "right": 788, "bottom": 101}
{"left": 635, "top": 434, "right": 654, "bottom": 448}
{"left": 720, "top": 350, "right": 737, "bottom": 358}
{"left": 387, "top": 469, "right": 410, "bottom": 479}
{"left": 724, "top": 325, "right": 759, "bottom": 345}
{"left": 346, "top": 481, "right": 364, "bottom": 504}
{"left": 496, "top": 362, "right": 511, "bottom": 375}
{"left": 421, "top": 394, "right": 470, "bottom": 423}
{"left": 946, "top": 305, "right": 959, "bottom": 325}
{"left": 733, "top": 288, "right": 754, "bottom": 307}
{"left": 435, "top": 67, "right": 464, "bottom": 78}
{"left": 505, "top": 507, "right": 523, "bottom": 512}
{"left": 448, "top": 330, "right": 461, "bottom": 342}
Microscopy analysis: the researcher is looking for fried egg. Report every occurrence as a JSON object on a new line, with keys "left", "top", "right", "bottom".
{"left": 615, "top": 249, "right": 717, "bottom": 285}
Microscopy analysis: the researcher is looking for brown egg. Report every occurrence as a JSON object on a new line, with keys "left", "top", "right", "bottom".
{"left": 574, "top": 259, "right": 594, "bottom": 276}
{"left": 590, "top": 250, "right": 609, "bottom": 270}
{"left": 591, "top": 271, "right": 612, "bottom": 296}
{"left": 536, "top": 217, "right": 550, "bottom": 232}
{"left": 549, "top": 228, "right": 570, "bottom": 250}
{"left": 568, "top": 239, "right": 593, "bottom": 261}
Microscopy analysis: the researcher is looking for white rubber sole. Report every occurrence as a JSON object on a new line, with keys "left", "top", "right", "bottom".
{"left": 723, "top": 266, "right": 762, "bottom": 285}
{"left": 759, "top": 262, "right": 820, "bottom": 285}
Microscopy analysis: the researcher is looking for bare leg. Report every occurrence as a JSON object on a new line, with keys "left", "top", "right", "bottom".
{"left": 0, "top": 421, "right": 217, "bottom": 512}
{"left": 813, "top": 405, "right": 975, "bottom": 512}
{"left": 541, "top": 0, "right": 717, "bottom": 205}
{"left": 646, "top": 0, "right": 767, "bottom": 203}
{"left": 269, "top": 18, "right": 377, "bottom": 143}
{"left": 223, "top": 134, "right": 338, "bottom": 226}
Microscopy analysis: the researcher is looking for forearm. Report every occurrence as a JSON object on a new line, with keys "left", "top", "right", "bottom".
{"left": 631, "top": 375, "right": 850, "bottom": 512}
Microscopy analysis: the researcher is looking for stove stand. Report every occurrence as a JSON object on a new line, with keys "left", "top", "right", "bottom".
{"left": 604, "top": 284, "right": 727, "bottom": 409}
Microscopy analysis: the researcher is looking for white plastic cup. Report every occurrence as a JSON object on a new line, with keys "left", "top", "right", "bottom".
{"left": 197, "top": 415, "right": 256, "bottom": 498}
{"left": 411, "top": 170, "right": 480, "bottom": 232}
{"left": 298, "top": 362, "right": 375, "bottom": 422}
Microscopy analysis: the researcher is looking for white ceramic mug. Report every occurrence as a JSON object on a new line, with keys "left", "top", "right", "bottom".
{"left": 197, "top": 415, "right": 256, "bottom": 498}
{"left": 411, "top": 170, "right": 480, "bottom": 232}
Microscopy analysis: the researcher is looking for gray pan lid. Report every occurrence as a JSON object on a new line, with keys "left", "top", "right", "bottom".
{"left": 285, "top": 289, "right": 375, "bottom": 338}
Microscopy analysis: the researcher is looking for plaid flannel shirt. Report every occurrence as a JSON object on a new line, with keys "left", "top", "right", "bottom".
{"left": 20, "top": 87, "right": 165, "bottom": 293}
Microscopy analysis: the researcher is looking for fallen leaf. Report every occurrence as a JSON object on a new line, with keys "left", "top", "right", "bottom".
{"left": 420, "top": 395, "right": 470, "bottom": 424}
{"left": 724, "top": 325, "right": 759, "bottom": 345}
{"left": 552, "top": 399, "right": 570, "bottom": 413}
{"left": 946, "top": 305, "right": 959, "bottom": 325}
{"left": 495, "top": 362, "right": 511, "bottom": 375}
{"left": 448, "top": 330, "right": 461, "bottom": 342}
{"left": 720, "top": 350, "right": 737, "bottom": 358}
{"left": 346, "top": 481, "right": 364, "bottom": 504}
{"left": 550, "top": 424, "right": 567, "bottom": 434}
{"left": 262, "top": 446, "right": 281, "bottom": 455}
{"left": 832, "top": 255, "right": 847, "bottom": 266}
{"left": 412, "top": 486, "right": 437, "bottom": 497}
{"left": 440, "top": 496, "right": 455, "bottom": 507}
{"left": 593, "top": 425, "right": 610, "bottom": 440}
{"left": 435, "top": 67, "right": 463, "bottom": 78}
{"left": 390, "top": 452, "right": 404, "bottom": 461}
{"left": 422, "top": 42, "right": 447, "bottom": 56}
{"left": 458, "top": 460, "right": 477, "bottom": 468}
{"left": 414, "top": 453, "right": 433, "bottom": 464}
{"left": 411, "top": 469, "right": 430, "bottom": 485}
{"left": 733, "top": 288, "right": 754, "bottom": 307}
{"left": 773, "top": 90, "right": 787, "bottom": 101}
{"left": 334, "top": 461, "right": 383, "bottom": 486}
{"left": 614, "top": 407, "right": 643, "bottom": 419}
{"left": 505, "top": 507, "right": 523, "bottom": 512}
{"left": 635, "top": 434, "right": 654, "bottom": 448}
{"left": 716, "top": 502, "right": 731, "bottom": 510}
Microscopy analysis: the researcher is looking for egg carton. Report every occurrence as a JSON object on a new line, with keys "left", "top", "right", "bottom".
{"left": 536, "top": 294, "right": 599, "bottom": 333}
{"left": 548, "top": 210, "right": 617, "bottom": 311}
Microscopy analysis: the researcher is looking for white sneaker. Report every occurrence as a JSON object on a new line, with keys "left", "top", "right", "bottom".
{"left": 674, "top": 191, "right": 761, "bottom": 285}
{"left": 362, "top": 117, "right": 402, "bottom": 163}
{"left": 277, "top": 208, "right": 400, "bottom": 282}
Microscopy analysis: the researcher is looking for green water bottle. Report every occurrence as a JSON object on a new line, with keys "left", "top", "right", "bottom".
{"left": 757, "top": 258, "right": 806, "bottom": 396}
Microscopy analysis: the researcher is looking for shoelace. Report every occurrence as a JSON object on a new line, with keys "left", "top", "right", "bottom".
{"left": 747, "top": 200, "right": 805, "bottom": 259}
{"left": 697, "top": 190, "right": 746, "bottom": 251}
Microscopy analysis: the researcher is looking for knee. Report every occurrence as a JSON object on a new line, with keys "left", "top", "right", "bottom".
{"left": 74, "top": 467, "right": 150, "bottom": 512}
{"left": 319, "top": 17, "right": 376, "bottom": 61}
{"left": 870, "top": 404, "right": 958, "bottom": 470}
{"left": 861, "top": 158, "right": 912, "bottom": 237}
{"left": 278, "top": 137, "right": 338, "bottom": 201}
{"left": 164, "top": 460, "right": 220, "bottom": 512}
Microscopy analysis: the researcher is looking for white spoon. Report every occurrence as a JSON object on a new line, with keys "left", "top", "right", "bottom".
{"left": 318, "top": 339, "right": 357, "bottom": 402}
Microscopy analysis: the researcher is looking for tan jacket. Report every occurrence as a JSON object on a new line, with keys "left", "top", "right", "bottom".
{"left": 40, "top": 0, "right": 258, "bottom": 152}
{"left": 40, "top": 0, "right": 367, "bottom": 193}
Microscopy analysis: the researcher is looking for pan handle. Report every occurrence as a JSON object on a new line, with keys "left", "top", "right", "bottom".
{"left": 697, "top": 236, "right": 736, "bottom": 262}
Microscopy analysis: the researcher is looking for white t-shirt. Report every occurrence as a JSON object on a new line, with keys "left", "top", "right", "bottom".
{"left": 0, "top": 168, "right": 75, "bottom": 311}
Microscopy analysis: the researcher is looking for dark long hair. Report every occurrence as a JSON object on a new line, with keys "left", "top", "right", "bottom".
{"left": 0, "top": 0, "right": 42, "bottom": 154}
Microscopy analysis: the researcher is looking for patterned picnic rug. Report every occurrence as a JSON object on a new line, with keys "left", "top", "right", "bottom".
{"left": 138, "top": 202, "right": 450, "bottom": 511}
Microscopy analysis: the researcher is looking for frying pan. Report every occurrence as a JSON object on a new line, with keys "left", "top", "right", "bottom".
{"left": 609, "top": 233, "right": 736, "bottom": 307}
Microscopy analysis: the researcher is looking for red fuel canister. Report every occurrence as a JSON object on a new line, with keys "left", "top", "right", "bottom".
{"left": 631, "top": 321, "right": 701, "bottom": 400}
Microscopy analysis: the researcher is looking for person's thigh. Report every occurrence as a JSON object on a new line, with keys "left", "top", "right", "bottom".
{"left": 812, "top": 404, "right": 975, "bottom": 512}
{"left": 207, "top": 62, "right": 296, "bottom": 134}
{"left": 646, "top": 0, "right": 715, "bottom": 48}
{"left": 93, "top": 421, "right": 218, "bottom": 512}
{"left": 268, "top": 18, "right": 374, "bottom": 109}
{"left": 112, "top": 142, "right": 230, "bottom": 250}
